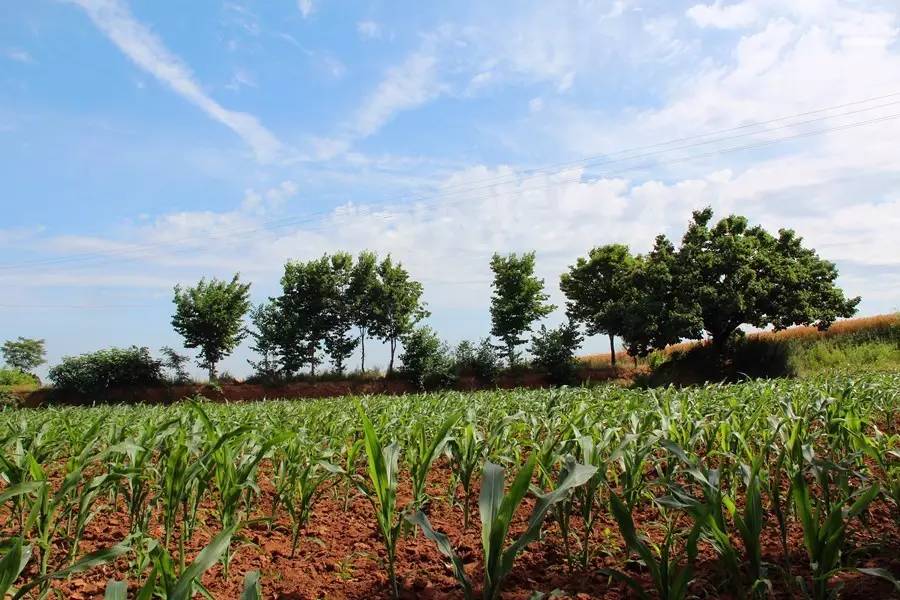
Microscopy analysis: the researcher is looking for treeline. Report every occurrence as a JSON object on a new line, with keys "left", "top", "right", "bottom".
{"left": 10, "top": 207, "right": 860, "bottom": 392}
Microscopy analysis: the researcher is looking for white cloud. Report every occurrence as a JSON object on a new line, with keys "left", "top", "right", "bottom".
{"left": 69, "top": 0, "right": 283, "bottom": 162}
{"left": 529, "top": 97, "right": 544, "bottom": 113}
{"left": 297, "top": 0, "right": 314, "bottom": 18}
{"left": 5, "top": 48, "right": 34, "bottom": 64}
{"left": 224, "top": 68, "right": 257, "bottom": 91}
{"left": 241, "top": 181, "right": 299, "bottom": 214}
{"left": 350, "top": 51, "right": 441, "bottom": 138}
{"left": 357, "top": 20, "right": 381, "bottom": 39}
{"left": 687, "top": 1, "right": 761, "bottom": 29}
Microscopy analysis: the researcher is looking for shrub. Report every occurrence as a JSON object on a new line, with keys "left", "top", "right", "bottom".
{"left": 48, "top": 346, "right": 164, "bottom": 394}
{"left": 530, "top": 322, "right": 583, "bottom": 385}
{"left": 0, "top": 368, "right": 40, "bottom": 387}
{"left": 160, "top": 346, "right": 191, "bottom": 385}
{"left": 454, "top": 338, "right": 502, "bottom": 383}
{"left": 400, "top": 326, "right": 455, "bottom": 390}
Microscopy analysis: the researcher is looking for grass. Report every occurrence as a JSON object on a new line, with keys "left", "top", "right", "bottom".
{"left": 581, "top": 313, "right": 900, "bottom": 380}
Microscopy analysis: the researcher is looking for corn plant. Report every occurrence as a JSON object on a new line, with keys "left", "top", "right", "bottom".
{"left": 791, "top": 455, "right": 880, "bottom": 600}
{"left": 601, "top": 491, "right": 701, "bottom": 600}
{"left": 407, "top": 454, "right": 596, "bottom": 600}
{"left": 272, "top": 437, "right": 340, "bottom": 557}
{"left": 356, "top": 406, "right": 403, "bottom": 598}
{"left": 0, "top": 538, "right": 32, "bottom": 598}
{"left": 406, "top": 412, "right": 460, "bottom": 510}
{"left": 446, "top": 419, "right": 485, "bottom": 529}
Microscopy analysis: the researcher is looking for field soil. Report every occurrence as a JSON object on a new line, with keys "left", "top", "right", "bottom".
{"left": 4, "top": 462, "right": 898, "bottom": 599}
{"left": 15, "top": 367, "right": 636, "bottom": 408}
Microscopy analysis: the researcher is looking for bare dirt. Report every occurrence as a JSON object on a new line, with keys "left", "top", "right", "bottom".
{"left": 4, "top": 462, "right": 898, "bottom": 599}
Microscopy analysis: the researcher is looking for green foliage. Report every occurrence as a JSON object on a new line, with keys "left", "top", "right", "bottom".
{"left": 159, "top": 346, "right": 191, "bottom": 385}
{"left": 171, "top": 274, "right": 251, "bottom": 380}
{"left": 48, "top": 346, "right": 163, "bottom": 394}
{"left": 620, "top": 235, "right": 702, "bottom": 357}
{"left": 356, "top": 406, "right": 403, "bottom": 598}
{"left": 348, "top": 250, "right": 381, "bottom": 372}
{"left": 489, "top": 251, "right": 555, "bottom": 367}
{"left": 399, "top": 325, "right": 454, "bottom": 390}
{"left": 0, "top": 369, "right": 39, "bottom": 388}
{"left": 454, "top": 338, "right": 502, "bottom": 383}
{"left": 408, "top": 455, "right": 596, "bottom": 600}
{"left": 246, "top": 302, "right": 282, "bottom": 381}
{"left": 676, "top": 208, "right": 859, "bottom": 350}
{"left": 560, "top": 244, "right": 635, "bottom": 366}
{"left": 370, "top": 255, "right": 429, "bottom": 374}
{"left": 1, "top": 338, "right": 46, "bottom": 373}
{"left": 529, "top": 322, "right": 583, "bottom": 384}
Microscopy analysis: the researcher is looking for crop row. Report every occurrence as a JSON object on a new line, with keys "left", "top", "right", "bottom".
{"left": 1, "top": 375, "right": 899, "bottom": 598}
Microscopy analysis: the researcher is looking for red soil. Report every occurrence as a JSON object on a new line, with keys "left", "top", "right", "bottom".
{"left": 4, "top": 463, "right": 898, "bottom": 599}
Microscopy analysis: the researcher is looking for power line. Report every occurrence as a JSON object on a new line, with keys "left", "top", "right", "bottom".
{"left": 3, "top": 97, "right": 900, "bottom": 274}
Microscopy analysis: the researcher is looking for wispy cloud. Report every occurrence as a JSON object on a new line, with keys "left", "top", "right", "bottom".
{"left": 350, "top": 51, "right": 440, "bottom": 138}
{"left": 68, "top": 0, "right": 283, "bottom": 162}
{"left": 5, "top": 48, "right": 34, "bottom": 64}
{"left": 297, "top": 0, "right": 314, "bottom": 18}
{"left": 356, "top": 20, "right": 381, "bottom": 39}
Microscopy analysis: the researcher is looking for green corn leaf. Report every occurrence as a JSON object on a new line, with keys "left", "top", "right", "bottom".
{"left": 170, "top": 524, "right": 238, "bottom": 600}
{"left": 0, "top": 539, "right": 31, "bottom": 597}
{"left": 406, "top": 511, "right": 473, "bottom": 599}
{"left": 240, "top": 570, "right": 262, "bottom": 600}
{"left": 0, "top": 481, "right": 44, "bottom": 505}
{"left": 104, "top": 580, "right": 128, "bottom": 600}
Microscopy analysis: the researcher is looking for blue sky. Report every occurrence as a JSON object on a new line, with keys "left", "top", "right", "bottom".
{"left": 2, "top": 0, "right": 900, "bottom": 377}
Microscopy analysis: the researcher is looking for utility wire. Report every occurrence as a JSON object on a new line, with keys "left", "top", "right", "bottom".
{"left": 2, "top": 98, "right": 899, "bottom": 274}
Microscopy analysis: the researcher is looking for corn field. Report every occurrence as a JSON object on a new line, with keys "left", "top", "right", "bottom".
{"left": 1, "top": 375, "right": 899, "bottom": 599}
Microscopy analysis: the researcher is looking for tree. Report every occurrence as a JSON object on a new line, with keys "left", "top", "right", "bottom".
{"left": 159, "top": 346, "right": 191, "bottom": 385}
{"left": 489, "top": 252, "right": 555, "bottom": 367}
{"left": 348, "top": 250, "right": 380, "bottom": 372}
{"left": 399, "top": 325, "right": 453, "bottom": 390}
{"left": 323, "top": 252, "right": 359, "bottom": 374}
{"left": 1, "top": 337, "right": 46, "bottom": 373}
{"left": 171, "top": 274, "right": 251, "bottom": 380}
{"left": 619, "top": 236, "right": 702, "bottom": 357}
{"left": 370, "top": 256, "right": 429, "bottom": 374}
{"left": 247, "top": 302, "right": 282, "bottom": 380}
{"left": 560, "top": 244, "right": 635, "bottom": 367}
{"left": 675, "top": 208, "right": 859, "bottom": 353}
{"left": 529, "top": 321, "right": 583, "bottom": 385}
{"left": 277, "top": 257, "right": 332, "bottom": 376}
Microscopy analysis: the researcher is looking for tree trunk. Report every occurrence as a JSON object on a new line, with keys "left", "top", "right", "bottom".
{"left": 208, "top": 364, "right": 216, "bottom": 382}
{"left": 608, "top": 333, "right": 616, "bottom": 368}
{"left": 360, "top": 327, "right": 366, "bottom": 372}
{"left": 507, "top": 340, "right": 516, "bottom": 368}
{"left": 388, "top": 338, "right": 396, "bottom": 374}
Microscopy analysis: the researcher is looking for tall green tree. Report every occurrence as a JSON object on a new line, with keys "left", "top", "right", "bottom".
{"left": 247, "top": 301, "right": 282, "bottom": 379}
{"left": 676, "top": 208, "right": 860, "bottom": 352}
{"left": 489, "top": 251, "right": 555, "bottom": 367}
{"left": 348, "top": 250, "right": 380, "bottom": 372}
{"left": 618, "top": 236, "right": 702, "bottom": 357}
{"left": 323, "top": 252, "right": 359, "bottom": 374}
{"left": 370, "top": 256, "right": 429, "bottom": 374}
{"left": 277, "top": 257, "right": 332, "bottom": 376}
{"left": 171, "top": 274, "right": 251, "bottom": 380}
{"left": 560, "top": 244, "right": 635, "bottom": 367}
{"left": 1, "top": 337, "right": 46, "bottom": 373}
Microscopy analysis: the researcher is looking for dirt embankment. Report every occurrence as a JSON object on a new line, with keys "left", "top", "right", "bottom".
{"left": 15, "top": 367, "right": 637, "bottom": 407}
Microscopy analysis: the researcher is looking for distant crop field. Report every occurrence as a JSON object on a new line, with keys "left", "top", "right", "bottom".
{"left": 1, "top": 375, "right": 898, "bottom": 598}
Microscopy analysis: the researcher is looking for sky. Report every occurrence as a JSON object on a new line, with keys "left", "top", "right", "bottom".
{"left": 2, "top": 0, "right": 900, "bottom": 378}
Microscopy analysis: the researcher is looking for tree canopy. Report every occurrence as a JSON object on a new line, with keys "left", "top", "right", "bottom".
{"left": 370, "top": 256, "right": 429, "bottom": 374}
{"left": 560, "top": 244, "right": 635, "bottom": 366}
{"left": 171, "top": 274, "right": 251, "bottom": 380}
{"left": 1, "top": 337, "right": 46, "bottom": 373}
{"left": 489, "top": 251, "right": 555, "bottom": 366}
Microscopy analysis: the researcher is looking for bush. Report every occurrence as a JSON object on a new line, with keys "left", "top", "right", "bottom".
{"left": 454, "top": 338, "right": 502, "bottom": 383}
{"left": 0, "top": 368, "right": 40, "bottom": 387}
{"left": 530, "top": 322, "right": 583, "bottom": 385}
{"left": 48, "top": 346, "right": 164, "bottom": 394}
{"left": 400, "top": 326, "right": 455, "bottom": 390}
